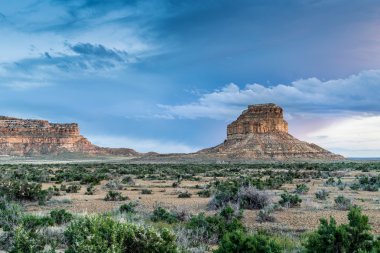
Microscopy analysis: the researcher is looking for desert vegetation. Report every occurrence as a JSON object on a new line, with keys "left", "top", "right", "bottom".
{"left": 0, "top": 161, "right": 379, "bottom": 252}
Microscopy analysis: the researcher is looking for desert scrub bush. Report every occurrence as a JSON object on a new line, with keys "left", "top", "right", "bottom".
{"left": 334, "top": 195, "right": 352, "bottom": 210}
{"left": 0, "top": 197, "right": 23, "bottom": 232}
{"left": 64, "top": 184, "right": 81, "bottom": 193}
{"left": 197, "top": 189, "right": 211, "bottom": 198}
{"left": 49, "top": 209, "right": 73, "bottom": 225}
{"left": 119, "top": 202, "right": 138, "bottom": 214}
{"left": 324, "top": 177, "right": 336, "bottom": 186}
{"left": 150, "top": 206, "right": 179, "bottom": 224}
{"left": 105, "top": 180, "right": 124, "bottom": 190}
{"left": 85, "top": 184, "right": 95, "bottom": 195}
{"left": 141, "top": 189, "right": 153, "bottom": 194}
{"left": 257, "top": 205, "right": 276, "bottom": 223}
{"left": 121, "top": 175, "right": 135, "bottom": 185}
{"left": 9, "top": 225, "right": 47, "bottom": 253}
{"left": 0, "top": 180, "right": 52, "bottom": 204}
{"left": 294, "top": 184, "right": 309, "bottom": 194}
{"left": 279, "top": 192, "right": 302, "bottom": 208}
{"left": 178, "top": 191, "right": 192, "bottom": 198}
{"left": 304, "top": 206, "right": 377, "bottom": 253}
{"left": 186, "top": 205, "right": 244, "bottom": 242}
{"left": 20, "top": 214, "right": 54, "bottom": 230}
{"left": 64, "top": 215, "right": 178, "bottom": 253}
{"left": 214, "top": 230, "right": 281, "bottom": 253}
{"left": 237, "top": 186, "right": 271, "bottom": 209}
{"left": 104, "top": 190, "right": 129, "bottom": 201}
{"left": 315, "top": 189, "right": 329, "bottom": 200}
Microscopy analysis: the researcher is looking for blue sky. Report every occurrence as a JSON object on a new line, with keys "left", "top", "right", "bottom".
{"left": 1, "top": 0, "right": 380, "bottom": 156}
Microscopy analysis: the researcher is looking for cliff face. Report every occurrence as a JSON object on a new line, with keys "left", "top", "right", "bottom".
{"left": 198, "top": 104, "right": 344, "bottom": 160}
{"left": 0, "top": 116, "right": 138, "bottom": 156}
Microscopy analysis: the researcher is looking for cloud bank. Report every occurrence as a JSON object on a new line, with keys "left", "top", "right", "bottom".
{"left": 159, "top": 70, "right": 380, "bottom": 120}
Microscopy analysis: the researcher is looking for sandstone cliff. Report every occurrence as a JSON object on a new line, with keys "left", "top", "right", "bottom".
{"left": 0, "top": 116, "right": 138, "bottom": 156}
{"left": 198, "top": 103, "right": 343, "bottom": 160}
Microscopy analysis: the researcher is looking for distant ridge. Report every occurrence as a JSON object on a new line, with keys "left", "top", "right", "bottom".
{"left": 0, "top": 116, "right": 138, "bottom": 157}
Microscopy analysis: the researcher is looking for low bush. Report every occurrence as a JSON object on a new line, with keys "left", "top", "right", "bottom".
{"left": 65, "top": 215, "right": 178, "bottom": 253}
{"left": 257, "top": 205, "right": 276, "bottom": 223}
{"left": 214, "top": 230, "right": 281, "bottom": 253}
{"left": 104, "top": 191, "right": 129, "bottom": 201}
{"left": 50, "top": 209, "right": 73, "bottom": 225}
{"left": 186, "top": 205, "right": 244, "bottom": 242}
{"left": 119, "top": 202, "right": 138, "bottom": 214}
{"left": 178, "top": 191, "right": 192, "bottom": 198}
{"left": 85, "top": 184, "right": 95, "bottom": 195}
{"left": 150, "top": 206, "right": 179, "bottom": 224}
{"left": 0, "top": 180, "right": 52, "bottom": 204}
{"left": 105, "top": 180, "right": 124, "bottom": 190}
{"left": 21, "top": 214, "right": 54, "bottom": 230}
{"left": 279, "top": 192, "right": 302, "bottom": 208}
{"left": 121, "top": 176, "right": 135, "bottom": 185}
{"left": 65, "top": 184, "right": 81, "bottom": 193}
{"left": 304, "top": 206, "right": 377, "bottom": 253}
{"left": 315, "top": 189, "right": 329, "bottom": 200}
{"left": 141, "top": 189, "right": 153, "bottom": 194}
{"left": 294, "top": 184, "right": 309, "bottom": 194}
{"left": 334, "top": 195, "right": 352, "bottom": 210}
{"left": 197, "top": 189, "right": 211, "bottom": 198}
{"left": 237, "top": 186, "right": 271, "bottom": 210}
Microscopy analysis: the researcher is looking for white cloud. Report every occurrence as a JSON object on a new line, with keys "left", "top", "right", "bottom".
{"left": 305, "top": 115, "right": 380, "bottom": 157}
{"left": 88, "top": 135, "right": 199, "bottom": 154}
{"left": 159, "top": 70, "right": 380, "bottom": 119}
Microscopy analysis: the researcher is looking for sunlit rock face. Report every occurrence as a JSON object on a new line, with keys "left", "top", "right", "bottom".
{"left": 227, "top": 103, "right": 288, "bottom": 139}
{"left": 199, "top": 104, "right": 344, "bottom": 160}
{"left": 0, "top": 116, "right": 138, "bottom": 156}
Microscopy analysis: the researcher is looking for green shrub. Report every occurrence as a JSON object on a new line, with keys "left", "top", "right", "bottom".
{"left": 119, "top": 202, "right": 138, "bottom": 214}
{"left": 0, "top": 180, "right": 51, "bottom": 204}
{"left": 9, "top": 226, "right": 46, "bottom": 253}
{"left": 315, "top": 189, "right": 329, "bottom": 200}
{"left": 257, "top": 205, "right": 276, "bottom": 223}
{"left": 85, "top": 184, "right": 95, "bottom": 195}
{"left": 197, "top": 189, "right": 211, "bottom": 198}
{"left": 141, "top": 189, "right": 153, "bottom": 194}
{"left": 65, "top": 215, "right": 178, "bottom": 253}
{"left": 279, "top": 193, "right": 302, "bottom": 208}
{"left": 304, "top": 206, "right": 376, "bottom": 253}
{"left": 214, "top": 230, "right": 281, "bottom": 253}
{"left": 50, "top": 209, "right": 73, "bottom": 225}
{"left": 104, "top": 191, "right": 129, "bottom": 201}
{"left": 66, "top": 184, "right": 81, "bottom": 193}
{"left": 294, "top": 184, "right": 309, "bottom": 194}
{"left": 0, "top": 197, "right": 23, "bottom": 231}
{"left": 21, "top": 214, "right": 54, "bottom": 230}
{"left": 151, "top": 206, "right": 179, "bottom": 224}
{"left": 237, "top": 186, "right": 271, "bottom": 210}
{"left": 178, "top": 191, "right": 192, "bottom": 198}
{"left": 334, "top": 195, "right": 352, "bottom": 210}
{"left": 186, "top": 205, "right": 244, "bottom": 241}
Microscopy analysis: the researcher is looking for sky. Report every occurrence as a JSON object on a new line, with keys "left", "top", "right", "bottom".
{"left": 1, "top": 0, "right": 380, "bottom": 157}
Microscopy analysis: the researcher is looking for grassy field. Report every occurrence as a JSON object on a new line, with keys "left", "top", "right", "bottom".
{"left": 0, "top": 161, "right": 379, "bottom": 252}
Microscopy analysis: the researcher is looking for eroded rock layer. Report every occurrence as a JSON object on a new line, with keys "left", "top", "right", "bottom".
{"left": 198, "top": 104, "right": 343, "bottom": 160}
{"left": 0, "top": 116, "right": 138, "bottom": 156}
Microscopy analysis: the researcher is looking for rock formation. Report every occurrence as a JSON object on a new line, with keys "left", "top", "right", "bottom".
{"left": 0, "top": 116, "right": 138, "bottom": 156}
{"left": 198, "top": 103, "right": 343, "bottom": 160}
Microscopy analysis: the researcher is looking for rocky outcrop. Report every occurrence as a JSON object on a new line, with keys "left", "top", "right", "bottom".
{"left": 198, "top": 104, "right": 343, "bottom": 160}
{"left": 0, "top": 116, "right": 138, "bottom": 156}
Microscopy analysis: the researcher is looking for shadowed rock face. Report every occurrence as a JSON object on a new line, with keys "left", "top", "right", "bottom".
{"left": 198, "top": 104, "right": 344, "bottom": 160}
{"left": 0, "top": 116, "right": 138, "bottom": 156}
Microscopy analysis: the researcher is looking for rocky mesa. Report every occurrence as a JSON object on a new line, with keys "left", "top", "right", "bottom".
{"left": 198, "top": 103, "right": 344, "bottom": 160}
{"left": 0, "top": 116, "right": 138, "bottom": 156}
